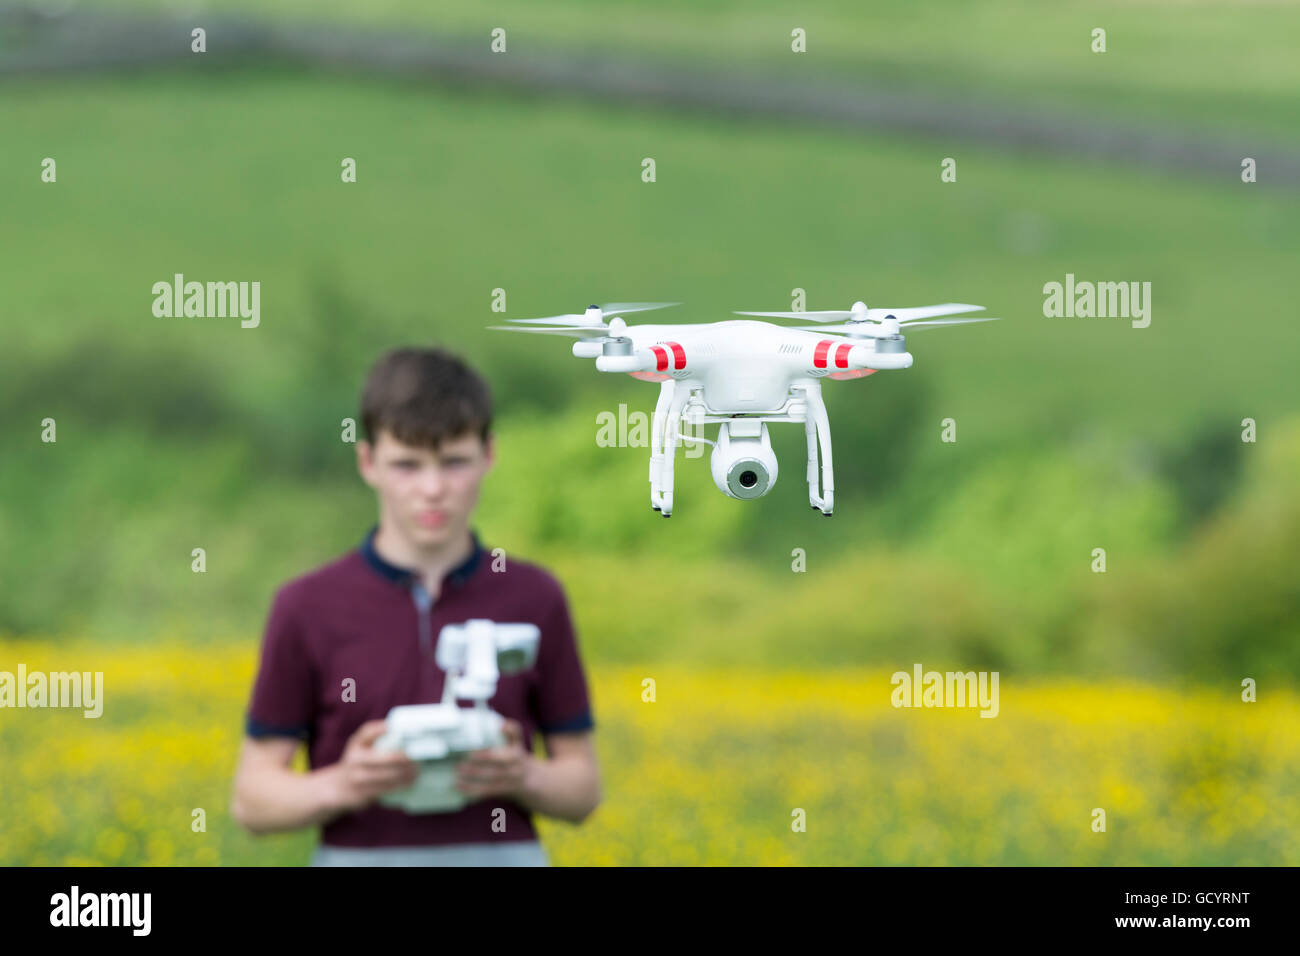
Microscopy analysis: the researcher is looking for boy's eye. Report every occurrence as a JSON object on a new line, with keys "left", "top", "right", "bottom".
{"left": 392, "top": 458, "right": 469, "bottom": 470}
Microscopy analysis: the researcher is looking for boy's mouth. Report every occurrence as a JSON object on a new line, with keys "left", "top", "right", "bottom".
{"left": 415, "top": 510, "right": 447, "bottom": 529}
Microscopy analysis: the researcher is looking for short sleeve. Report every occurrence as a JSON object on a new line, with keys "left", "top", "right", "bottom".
{"left": 532, "top": 584, "right": 595, "bottom": 735}
{"left": 245, "top": 588, "right": 317, "bottom": 739}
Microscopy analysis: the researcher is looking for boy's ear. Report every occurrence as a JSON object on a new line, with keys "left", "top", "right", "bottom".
{"left": 356, "top": 440, "right": 374, "bottom": 481}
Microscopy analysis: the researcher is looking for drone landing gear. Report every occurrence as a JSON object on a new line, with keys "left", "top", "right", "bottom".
{"left": 650, "top": 378, "right": 836, "bottom": 517}
{"left": 800, "top": 382, "right": 834, "bottom": 516}
{"left": 649, "top": 379, "right": 689, "bottom": 518}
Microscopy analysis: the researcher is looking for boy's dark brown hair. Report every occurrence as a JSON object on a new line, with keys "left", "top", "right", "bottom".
{"left": 360, "top": 346, "right": 493, "bottom": 450}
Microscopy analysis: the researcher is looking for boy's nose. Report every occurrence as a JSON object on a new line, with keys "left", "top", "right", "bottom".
{"left": 418, "top": 468, "right": 446, "bottom": 497}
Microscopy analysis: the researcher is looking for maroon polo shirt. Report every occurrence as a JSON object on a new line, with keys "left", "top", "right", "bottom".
{"left": 245, "top": 525, "right": 595, "bottom": 847}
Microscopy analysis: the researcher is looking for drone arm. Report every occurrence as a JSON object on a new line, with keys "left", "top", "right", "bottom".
{"left": 595, "top": 349, "right": 660, "bottom": 374}
{"left": 846, "top": 343, "right": 912, "bottom": 371}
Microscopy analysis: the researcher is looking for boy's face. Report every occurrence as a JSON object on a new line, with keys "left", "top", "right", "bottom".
{"left": 357, "top": 428, "right": 494, "bottom": 548}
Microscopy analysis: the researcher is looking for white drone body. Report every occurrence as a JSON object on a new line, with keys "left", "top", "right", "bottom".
{"left": 490, "top": 300, "right": 999, "bottom": 516}
{"left": 373, "top": 619, "right": 540, "bottom": 814}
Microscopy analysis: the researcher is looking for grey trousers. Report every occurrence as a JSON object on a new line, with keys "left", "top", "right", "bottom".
{"left": 310, "top": 840, "right": 550, "bottom": 867}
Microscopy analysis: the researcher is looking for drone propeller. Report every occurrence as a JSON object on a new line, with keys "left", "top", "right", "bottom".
{"left": 597, "top": 302, "right": 682, "bottom": 315}
{"left": 504, "top": 302, "right": 680, "bottom": 327}
{"left": 487, "top": 325, "right": 611, "bottom": 337}
{"left": 735, "top": 301, "right": 984, "bottom": 323}
{"left": 489, "top": 316, "right": 639, "bottom": 357}
{"left": 799, "top": 316, "right": 1002, "bottom": 337}
{"left": 897, "top": 317, "right": 1001, "bottom": 330}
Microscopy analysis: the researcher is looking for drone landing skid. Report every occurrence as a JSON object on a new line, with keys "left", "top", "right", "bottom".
{"left": 649, "top": 380, "right": 834, "bottom": 517}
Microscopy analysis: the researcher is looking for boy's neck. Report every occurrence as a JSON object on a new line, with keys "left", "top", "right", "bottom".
{"left": 372, "top": 521, "right": 474, "bottom": 596}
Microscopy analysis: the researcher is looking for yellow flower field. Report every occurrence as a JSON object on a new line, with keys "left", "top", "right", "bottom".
{"left": 1, "top": 641, "right": 1296, "bottom": 865}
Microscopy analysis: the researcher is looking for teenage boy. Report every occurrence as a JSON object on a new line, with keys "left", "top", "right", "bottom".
{"left": 231, "top": 346, "right": 600, "bottom": 865}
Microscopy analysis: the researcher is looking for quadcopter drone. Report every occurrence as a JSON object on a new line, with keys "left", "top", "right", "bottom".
{"left": 490, "top": 300, "right": 1000, "bottom": 516}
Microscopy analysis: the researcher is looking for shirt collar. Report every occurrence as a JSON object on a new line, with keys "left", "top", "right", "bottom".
{"left": 360, "top": 525, "right": 485, "bottom": 590}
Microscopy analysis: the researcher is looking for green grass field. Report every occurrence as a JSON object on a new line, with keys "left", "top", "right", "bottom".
{"left": 2, "top": 68, "right": 1297, "bottom": 651}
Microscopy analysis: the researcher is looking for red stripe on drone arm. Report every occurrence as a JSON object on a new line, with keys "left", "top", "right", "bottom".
{"left": 813, "top": 340, "right": 832, "bottom": 369}
{"left": 651, "top": 346, "right": 669, "bottom": 372}
{"left": 834, "top": 343, "right": 852, "bottom": 368}
{"left": 668, "top": 342, "right": 686, "bottom": 370}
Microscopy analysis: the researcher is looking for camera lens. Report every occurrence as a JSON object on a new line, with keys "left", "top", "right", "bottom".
{"left": 739, "top": 470, "right": 757, "bottom": 488}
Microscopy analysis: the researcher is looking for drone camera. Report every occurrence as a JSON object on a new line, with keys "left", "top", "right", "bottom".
{"left": 711, "top": 420, "right": 778, "bottom": 499}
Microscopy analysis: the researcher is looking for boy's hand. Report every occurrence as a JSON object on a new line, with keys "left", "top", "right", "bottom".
{"left": 455, "top": 718, "right": 531, "bottom": 801}
{"left": 325, "top": 719, "right": 419, "bottom": 812}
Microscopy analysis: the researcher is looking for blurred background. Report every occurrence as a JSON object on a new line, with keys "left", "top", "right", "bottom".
{"left": 2, "top": 0, "right": 1297, "bottom": 865}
